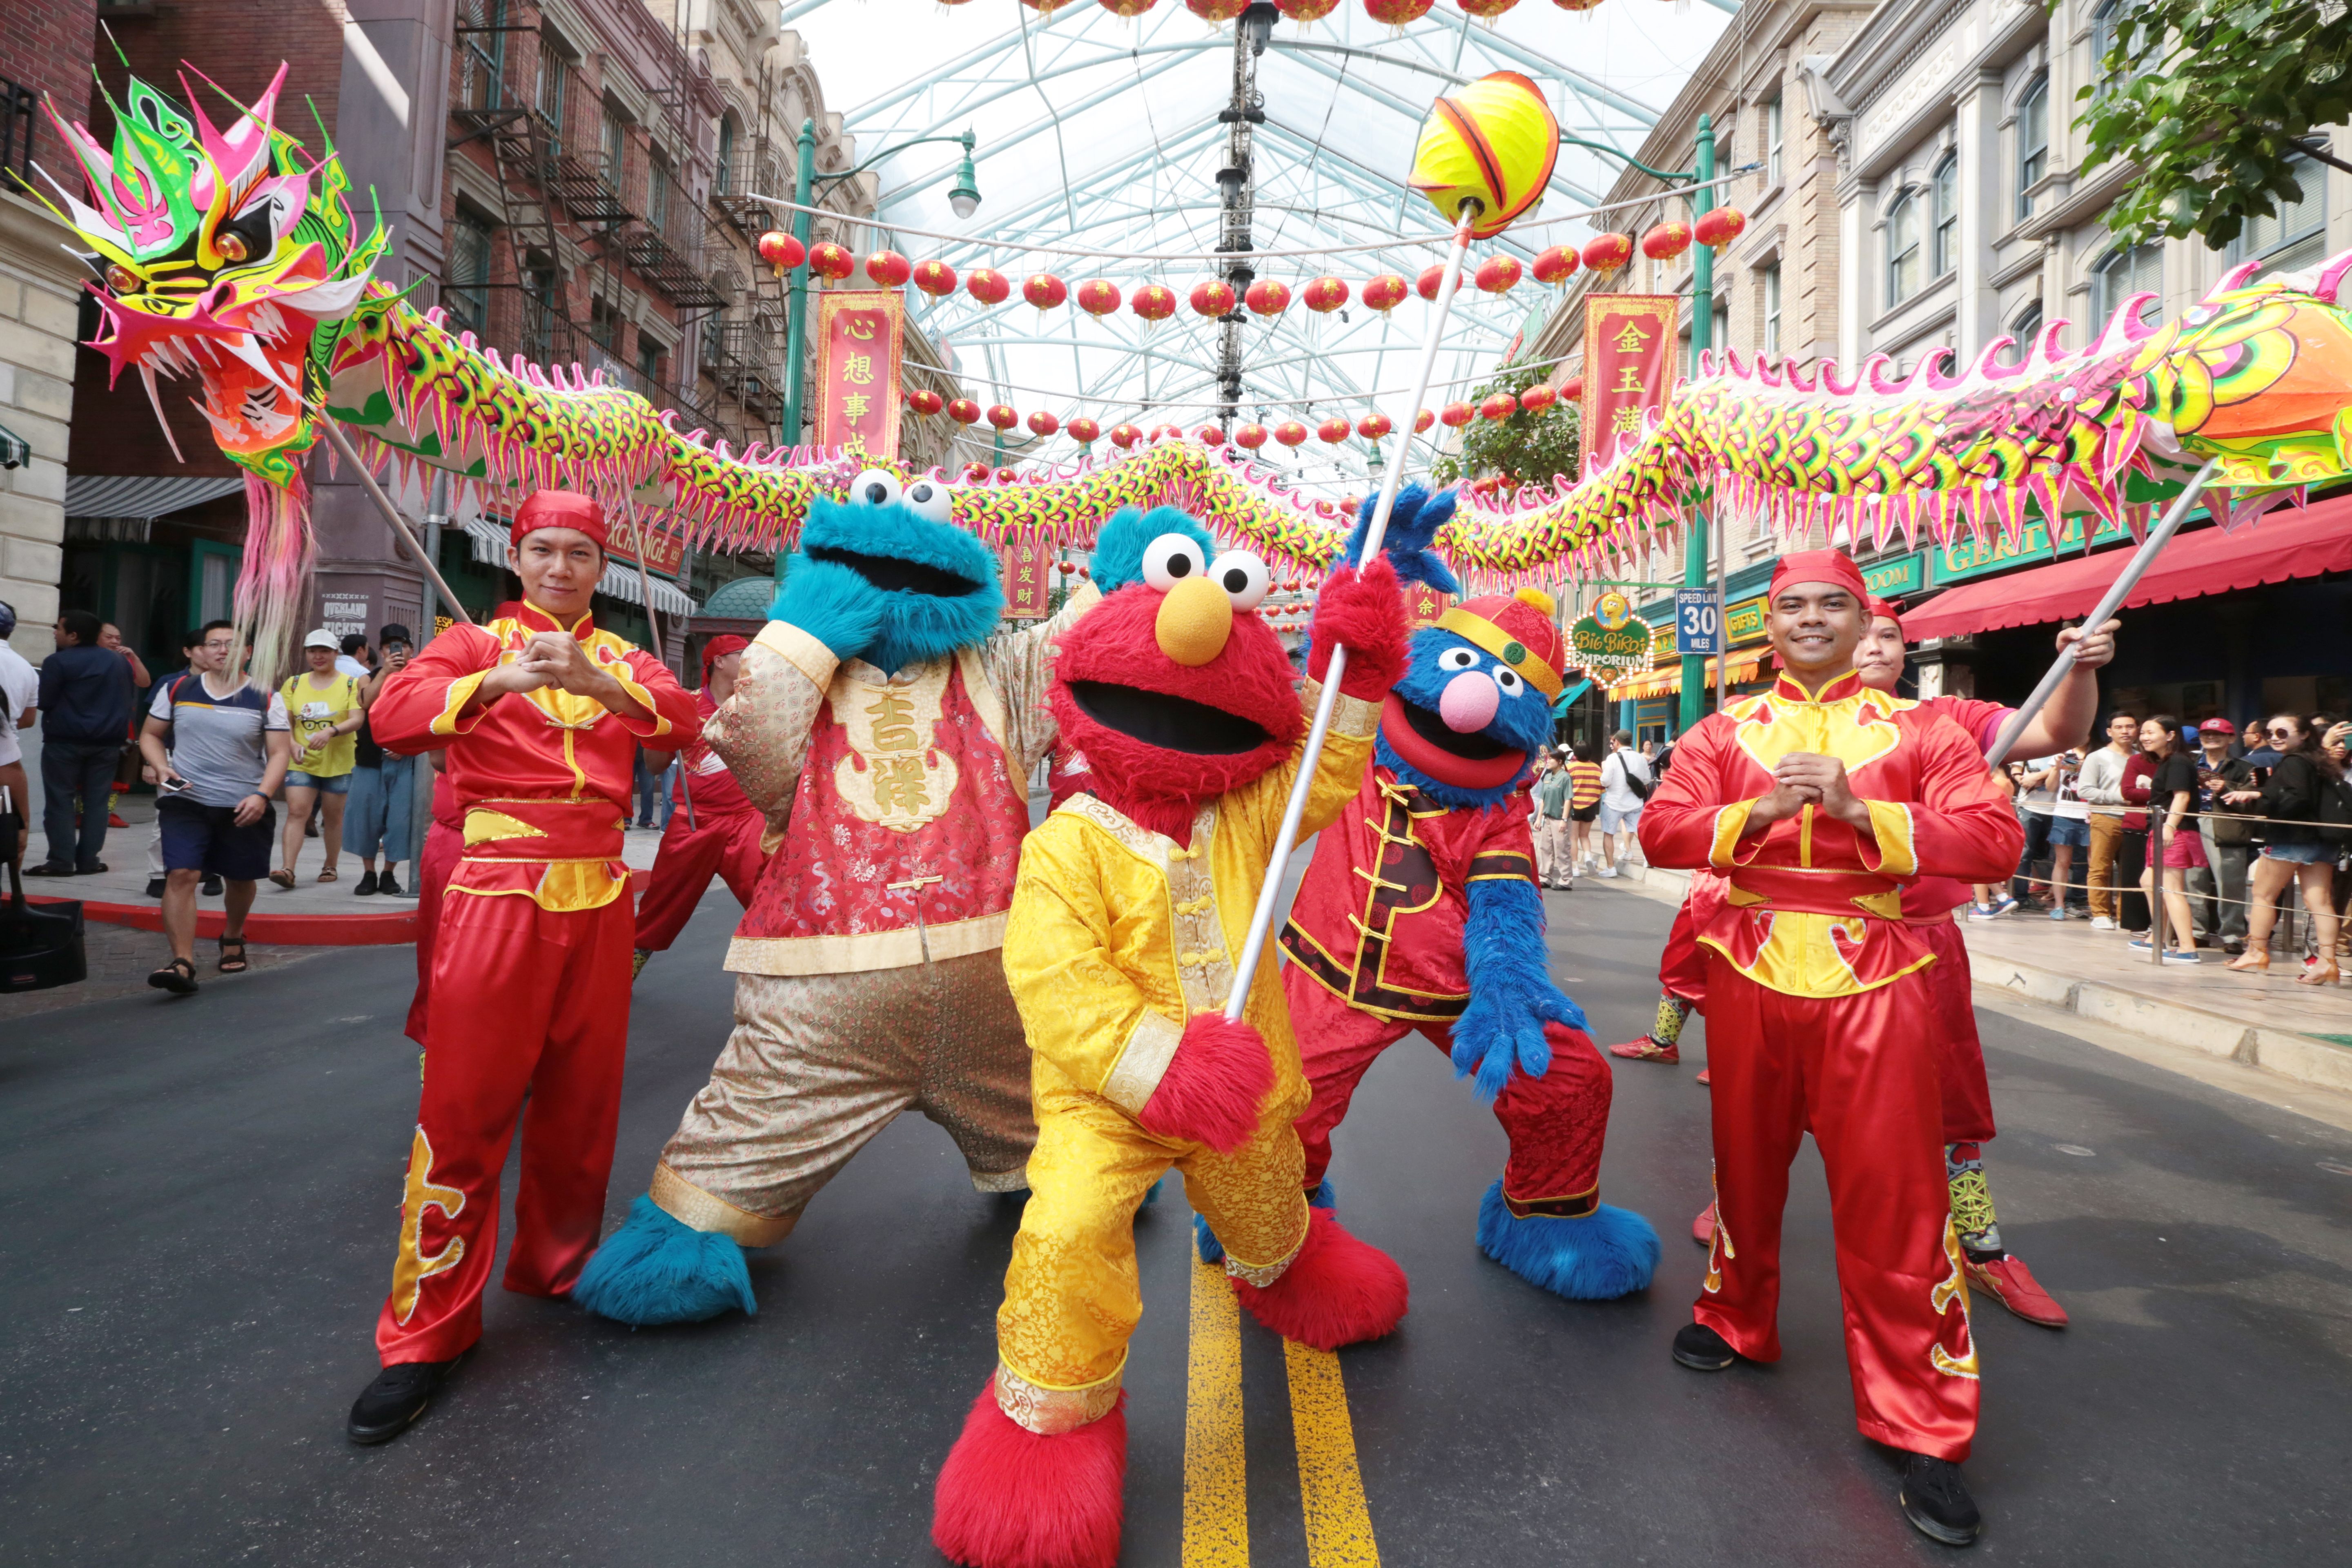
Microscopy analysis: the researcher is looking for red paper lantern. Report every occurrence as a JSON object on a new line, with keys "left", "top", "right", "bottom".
{"left": 909, "top": 388, "right": 944, "bottom": 416}
{"left": 912, "top": 258, "right": 958, "bottom": 296}
{"left": 1024, "top": 273, "right": 1068, "bottom": 312}
{"left": 1197, "top": 425, "right": 1226, "bottom": 445}
{"left": 996, "top": 467, "right": 1018, "bottom": 483}
{"left": 1076, "top": 278, "right": 1122, "bottom": 317}
{"left": 1186, "top": 0, "right": 1247, "bottom": 18}
{"left": 1357, "top": 412, "right": 1392, "bottom": 440}
{"left": 1440, "top": 401, "right": 1474, "bottom": 428}
{"left": 808, "top": 242, "right": 853, "bottom": 283}
{"left": 1361, "top": 274, "right": 1408, "bottom": 314}
{"left": 1068, "top": 415, "right": 1101, "bottom": 444}
{"left": 1416, "top": 263, "right": 1448, "bottom": 302}
{"left": 1474, "top": 254, "right": 1521, "bottom": 294}
{"left": 1532, "top": 245, "right": 1577, "bottom": 287}
{"left": 1301, "top": 275, "right": 1350, "bottom": 313}
{"left": 987, "top": 404, "right": 1019, "bottom": 430}
{"left": 1560, "top": 375, "right": 1584, "bottom": 401}
{"left": 1479, "top": 391, "right": 1518, "bottom": 421}
{"left": 1552, "top": 0, "right": 1603, "bottom": 10}
{"left": 1109, "top": 423, "right": 1143, "bottom": 448}
{"left": 1457, "top": 0, "right": 1519, "bottom": 18}
{"left": 1694, "top": 206, "right": 1747, "bottom": 254}
{"left": 1244, "top": 278, "right": 1292, "bottom": 316}
{"left": 964, "top": 462, "right": 993, "bottom": 482}
{"left": 1317, "top": 416, "right": 1352, "bottom": 444}
{"left": 1058, "top": 560, "right": 1077, "bottom": 575}
{"left": 1580, "top": 232, "right": 1633, "bottom": 273}
{"left": 1150, "top": 423, "right": 1185, "bottom": 443}
{"left": 947, "top": 398, "right": 981, "bottom": 425}
{"left": 1235, "top": 423, "right": 1269, "bottom": 449}
{"left": 1414, "top": 408, "right": 1435, "bottom": 433}
{"left": 864, "top": 249, "right": 911, "bottom": 288}
{"left": 1129, "top": 282, "right": 1176, "bottom": 323}
{"left": 1641, "top": 220, "right": 1693, "bottom": 263}
{"left": 966, "top": 267, "right": 1011, "bottom": 305}
{"left": 1365, "top": 0, "right": 1434, "bottom": 25}
{"left": 1189, "top": 279, "right": 1236, "bottom": 317}
{"left": 1517, "top": 383, "right": 1557, "bottom": 413}
{"left": 756, "top": 231, "right": 804, "bottom": 271}
{"left": 1274, "top": 421, "right": 1310, "bottom": 447}
{"left": 1099, "top": 0, "right": 1157, "bottom": 13}
{"left": 1276, "top": 0, "right": 1340, "bottom": 22}
{"left": 1027, "top": 410, "right": 1061, "bottom": 438}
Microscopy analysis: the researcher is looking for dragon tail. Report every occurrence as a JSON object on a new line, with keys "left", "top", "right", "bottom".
{"left": 233, "top": 467, "right": 315, "bottom": 693}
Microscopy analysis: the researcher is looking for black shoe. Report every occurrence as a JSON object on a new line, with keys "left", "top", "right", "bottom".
{"left": 202, "top": 874, "right": 223, "bottom": 896}
{"left": 1898, "top": 1452, "right": 1982, "bottom": 1546}
{"left": 23, "top": 862, "right": 74, "bottom": 877}
{"left": 1672, "top": 1321, "right": 1739, "bottom": 1370}
{"left": 347, "top": 1356, "right": 463, "bottom": 1445}
{"left": 146, "top": 877, "right": 166, "bottom": 898}
{"left": 378, "top": 871, "right": 403, "bottom": 897}
{"left": 354, "top": 869, "right": 379, "bottom": 896}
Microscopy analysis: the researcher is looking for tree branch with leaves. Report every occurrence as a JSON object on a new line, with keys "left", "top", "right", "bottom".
{"left": 1429, "top": 361, "right": 1582, "bottom": 492}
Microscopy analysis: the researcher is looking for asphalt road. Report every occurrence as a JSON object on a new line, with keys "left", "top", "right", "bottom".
{"left": 3, "top": 878, "right": 2349, "bottom": 1566}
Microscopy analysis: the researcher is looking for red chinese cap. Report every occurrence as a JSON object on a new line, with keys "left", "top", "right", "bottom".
{"left": 1435, "top": 587, "right": 1564, "bottom": 699}
{"left": 1866, "top": 595, "right": 1904, "bottom": 632}
{"left": 700, "top": 633, "right": 750, "bottom": 677}
{"left": 509, "top": 489, "right": 609, "bottom": 551}
{"left": 1768, "top": 548, "right": 1868, "bottom": 601}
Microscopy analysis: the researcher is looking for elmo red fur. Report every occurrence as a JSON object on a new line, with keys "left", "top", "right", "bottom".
{"left": 1307, "top": 556, "right": 1408, "bottom": 700}
{"left": 1137, "top": 1014, "right": 1273, "bottom": 1152}
{"left": 1231, "top": 1208, "right": 1409, "bottom": 1350}
{"left": 932, "top": 1385, "right": 1128, "bottom": 1568}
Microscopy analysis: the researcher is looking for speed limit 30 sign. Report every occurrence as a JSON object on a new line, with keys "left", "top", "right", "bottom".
{"left": 1673, "top": 588, "right": 1722, "bottom": 655}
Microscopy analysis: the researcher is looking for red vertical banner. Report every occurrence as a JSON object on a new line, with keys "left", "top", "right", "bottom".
{"left": 1403, "top": 580, "right": 1453, "bottom": 629}
{"left": 1002, "top": 528, "right": 1051, "bottom": 619}
{"left": 1580, "top": 294, "right": 1677, "bottom": 479}
{"left": 815, "top": 290, "right": 905, "bottom": 457}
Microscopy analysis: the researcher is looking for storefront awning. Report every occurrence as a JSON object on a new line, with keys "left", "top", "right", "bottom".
{"left": 0, "top": 421, "right": 29, "bottom": 469}
{"left": 1608, "top": 644, "right": 1771, "bottom": 700}
{"left": 459, "top": 519, "right": 696, "bottom": 617}
{"left": 64, "top": 473, "right": 246, "bottom": 519}
{"left": 1901, "top": 494, "right": 2352, "bottom": 642}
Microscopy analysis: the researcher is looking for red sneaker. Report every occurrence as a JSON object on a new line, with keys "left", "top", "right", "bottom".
{"left": 1695, "top": 1068, "right": 1711, "bottom": 1086}
{"left": 1607, "top": 1037, "right": 1679, "bottom": 1064}
{"left": 108, "top": 812, "right": 130, "bottom": 829}
{"left": 1965, "top": 1253, "right": 2068, "bottom": 1328}
{"left": 1691, "top": 1205, "right": 1714, "bottom": 1247}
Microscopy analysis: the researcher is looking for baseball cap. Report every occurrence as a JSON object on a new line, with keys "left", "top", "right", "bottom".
{"left": 377, "top": 623, "right": 413, "bottom": 646}
{"left": 2197, "top": 717, "right": 2235, "bottom": 734}
{"left": 303, "top": 628, "right": 339, "bottom": 650}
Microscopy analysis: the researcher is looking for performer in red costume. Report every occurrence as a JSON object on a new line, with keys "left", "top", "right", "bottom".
{"left": 402, "top": 761, "right": 462, "bottom": 1047}
{"left": 630, "top": 633, "right": 764, "bottom": 973}
{"left": 348, "top": 491, "right": 698, "bottom": 1445}
{"left": 1640, "top": 550, "right": 2024, "bottom": 1547}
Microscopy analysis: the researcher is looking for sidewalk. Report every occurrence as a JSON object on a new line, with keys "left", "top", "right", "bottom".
{"left": 1604, "top": 860, "right": 2352, "bottom": 1097}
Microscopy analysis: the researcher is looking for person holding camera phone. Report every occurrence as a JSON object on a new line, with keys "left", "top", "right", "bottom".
{"left": 138, "top": 621, "right": 292, "bottom": 993}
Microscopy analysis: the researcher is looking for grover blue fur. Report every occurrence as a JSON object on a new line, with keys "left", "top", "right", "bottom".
{"left": 1475, "top": 1183, "right": 1660, "bottom": 1299}
{"left": 1090, "top": 505, "right": 1213, "bottom": 592}
{"left": 1194, "top": 1180, "right": 1333, "bottom": 1265}
{"left": 1376, "top": 626, "right": 1559, "bottom": 813}
{"left": 1454, "top": 879, "right": 1588, "bottom": 1101}
{"left": 1346, "top": 484, "right": 1461, "bottom": 593}
{"left": 571, "top": 1195, "right": 758, "bottom": 1325}
{"left": 768, "top": 490, "right": 1004, "bottom": 673}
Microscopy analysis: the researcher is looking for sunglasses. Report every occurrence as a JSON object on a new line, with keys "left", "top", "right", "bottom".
{"left": 2268, "top": 726, "right": 2299, "bottom": 738}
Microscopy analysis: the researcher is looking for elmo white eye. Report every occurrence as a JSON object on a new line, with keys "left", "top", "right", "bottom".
{"left": 903, "top": 478, "right": 953, "bottom": 523}
{"left": 1494, "top": 667, "right": 1524, "bottom": 695}
{"left": 1209, "top": 550, "right": 1270, "bottom": 610}
{"left": 1141, "top": 533, "right": 1208, "bottom": 592}
{"left": 1438, "top": 646, "right": 1478, "bottom": 671}
{"left": 851, "top": 468, "right": 902, "bottom": 508}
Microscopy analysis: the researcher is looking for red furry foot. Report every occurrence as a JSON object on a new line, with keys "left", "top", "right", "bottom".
{"left": 1137, "top": 1015, "right": 1272, "bottom": 1152}
{"left": 1307, "top": 555, "right": 1408, "bottom": 701}
{"left": 1231, "top": 1208, "right": 1408, "bottom": 1350}
{"left": 932, "top": 1385, "right": 1127, "bottom": 1568}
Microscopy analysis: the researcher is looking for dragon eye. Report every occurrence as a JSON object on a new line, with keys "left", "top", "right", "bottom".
{"left": 1494, "top": 668, "right": 1524, "bottom": 695}
{"left": 902, "top": 478, "right": 952, "bottom": 523}
{"left": 1438, "top": 646, "right": 1478, "bottom": 671}
{"left": 851, "top": 468, "right": 901, "bottom": 508}
{"left": 1141, "top": 533, "right": 1207, "bottom": 592}
{"left": 1209, "top": 550, "right": 1270, "bottom": 610}
{"left": 105, "top": 263, "right": 140, "bottom": 294}
{"left": 215, "top": 232, "right": 249, "bottom": 263}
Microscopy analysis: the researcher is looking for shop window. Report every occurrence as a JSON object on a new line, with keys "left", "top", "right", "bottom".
{"left": 648, "top": 155, "right": 673, "bottom": 237}
{"left": 716, "top": 114, "right": 737, "bottom": 196}
{"left": 534, "top": 38, "right": 569, "bottom": 154}
{"left": 1887, "top": 191, "right": 1922, "bottom": 306}
{"left": 1762, "top": 263, "right": 1781, "bottom": 356}
{"left": 521, "top": 251, "right": 557, "bottom": 363}
{"left": 2090, "top": 0, "right": 2153, "bottom": 89}
{"left": 459, "top": 0, "right": 505, "bottom": 112}
{"left": 446, "top": 210, "right": 494, "bottom": 336}
{"left": 2016, "top": 76, "right": 2048, "bottom": 219}
{"left": 2229, "top": 153, "right": 2326, "bottom": 274}
{"left": 1931, "top": 153, "right": 1958, "bottom": 277}
{"left": 1765, "top": 94, "right": 1783, "bottom": 187}
{"left": 601, "top": 111, "right": 626, "bottom": 189}
{"left": 2091, "top": 241, "right": 2164, "bottom": 325}
{"left": 637, "top": 338, "right": 664, "bottom": 388}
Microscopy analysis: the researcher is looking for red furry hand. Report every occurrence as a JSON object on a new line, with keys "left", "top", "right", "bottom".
{"left": 1307, "top": 555, "right": 1408, "bottom": 702}
{"left": 1136, "top": 1015, "right": 1273, "bottom": 1152}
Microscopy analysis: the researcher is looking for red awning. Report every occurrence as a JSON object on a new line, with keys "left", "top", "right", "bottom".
{"left": 1902, "top": 494, "right": 2352, "bottom": 642}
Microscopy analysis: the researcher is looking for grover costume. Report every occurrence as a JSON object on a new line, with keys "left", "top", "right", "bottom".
{"left": 1263, "top": 488, "right": 1656, "bottom": 1300}
{"left": 574, "top": 471, "right": 1095, "bottom": 1325}
{"left": 931, "top": 506, "right": 1412, "bottom": 1568}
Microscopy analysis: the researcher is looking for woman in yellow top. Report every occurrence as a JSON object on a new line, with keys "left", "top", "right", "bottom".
{"left": 273, "top": 628, "right": 365, "bottom": 886}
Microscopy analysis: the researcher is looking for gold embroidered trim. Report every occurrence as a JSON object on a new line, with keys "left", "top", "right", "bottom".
{"left": 1221, "top": 1200, "right": 1308, "bottom": 1287}
{"left": 725, "top": 910, "right": 1009, "bottom": 976}
{"left": 969, "top": 1165, "right": 1031, "bottom": 1194}
{"left": 755, "top": 618, "right": 842, "bottom": 690}
{"left": 994, "top": 1356, "right": 1125, "bottom": 1435}
{"left": 430, "top": 668, "right": 490, "bottom": 736}
{"left": 650, "top": 1161, "right": 795, "bottom": 1247}
{"left": 1100, "top": 1010, "right": 1185, "bottom": 1115}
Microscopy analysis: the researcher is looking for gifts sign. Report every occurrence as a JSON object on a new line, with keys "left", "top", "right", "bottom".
{"left": 1580, "top": 294, "right": 1677, "bottom": 479}
{"left": 816, "top": 291, "right": 905, "bottom": 457}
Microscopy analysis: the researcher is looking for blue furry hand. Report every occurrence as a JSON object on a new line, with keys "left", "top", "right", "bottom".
{"left": 1452, "top": 979, "right": 1586, "bottom": 1101}
{"left": 1346, "top": 483, "right": 1461, "bottom": 596}
{"left": 768, "top": 557, "right": 885, "bottom": 661}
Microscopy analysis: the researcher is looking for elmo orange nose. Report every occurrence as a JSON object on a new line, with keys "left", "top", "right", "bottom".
{"left": 1155, "top": 576, "right": 1233, "bottom": 667}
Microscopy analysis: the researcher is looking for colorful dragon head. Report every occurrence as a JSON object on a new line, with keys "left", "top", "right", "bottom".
{"left": 30, "top": 65, "right": 385, "bottom": 488}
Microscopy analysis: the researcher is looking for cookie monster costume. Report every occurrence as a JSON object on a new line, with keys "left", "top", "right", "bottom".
{"left": 929, "top": 504, "right": 1414, "bottom": 1568}
{"left": 572, "top": 469, "right": 1097, "bottom": 1325}
{"left": 1243, "top": 485, "right": 1659, "bottom": 1302}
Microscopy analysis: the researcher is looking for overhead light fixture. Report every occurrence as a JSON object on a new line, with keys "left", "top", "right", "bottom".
{"left": 1241, "top": 2, "right": 1277, "bottom": 54}
{"left": 949, "top": 130, "right": 982, "bottom": 220}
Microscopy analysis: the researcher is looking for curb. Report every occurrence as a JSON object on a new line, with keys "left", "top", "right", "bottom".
{"left": 1590, "top": 861, "right": 2352, "bottom": 1098}
{"left": 26, "top": 895, "right": 419, "bottom": 947}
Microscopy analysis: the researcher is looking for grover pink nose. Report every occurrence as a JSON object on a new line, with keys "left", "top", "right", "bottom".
{"left": 1438, "top": 670, "right": 1499, "bottom": 733}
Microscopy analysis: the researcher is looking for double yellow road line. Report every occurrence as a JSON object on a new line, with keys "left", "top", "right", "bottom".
{"left": 1183, "top": 1258, "right": 1381, "bottom": 1566}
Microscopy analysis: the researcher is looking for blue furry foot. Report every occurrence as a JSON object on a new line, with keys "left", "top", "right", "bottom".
{"left": 1194, "top": 1180, "right": 1334, "bottom": 1264}
{"left": 571, "top": 1195, "right": 758, "bottom": 1325}
{"left": 1475, "top": 1182, "right": 1659, "bottom": 1300}
{"left": 1143, "top": 1176, "right": 1163, "bottom": 1208}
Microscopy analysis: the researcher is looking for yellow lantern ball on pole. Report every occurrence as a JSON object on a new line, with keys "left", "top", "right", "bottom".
{"left": 1407, "top": 70, "right": 1559, "bottom": 238}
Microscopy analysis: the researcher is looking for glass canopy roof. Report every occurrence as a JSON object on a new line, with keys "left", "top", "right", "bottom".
{"left": 767, "top": 0, "right": 1731, "bottom": 495}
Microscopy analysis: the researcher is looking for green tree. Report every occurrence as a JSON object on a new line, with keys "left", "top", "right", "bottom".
{"left": 2072, "top": 0, "right": 2352, "bottom": 249}
{"left": 1429, "top": 361, "right": 1581, "bottom": 490}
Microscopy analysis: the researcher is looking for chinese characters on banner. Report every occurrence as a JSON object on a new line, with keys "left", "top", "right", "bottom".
{"left": 1002, "top": 529, "right": 1052, "bottom": 619}
{"left": 1403, "top": 580, "right": 1453, "bottom": 629}
{"left": 606, "top": 512, "right": 686, "bottom": 579}
{"left": 816, "top": 290, "right": 905, "bottom": 456}
{"left": 1579, "top": 294, "right": 1678, "bottom": 479}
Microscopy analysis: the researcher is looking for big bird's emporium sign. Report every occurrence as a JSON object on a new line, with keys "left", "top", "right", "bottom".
{"left": 1568, "top": 590, "right": 1657, "bottom": 683}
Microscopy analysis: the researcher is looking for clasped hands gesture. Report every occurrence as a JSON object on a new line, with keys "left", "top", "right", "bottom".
{"left": 1746, "top": 751, "right": 1874, "bottom": 834}
{"left": 482, "top": 632, "right": 617, "bottom": 703}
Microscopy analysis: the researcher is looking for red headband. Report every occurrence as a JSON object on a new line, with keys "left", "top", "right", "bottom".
{"left": 509, "top": 489, "right": 609, "bottom": 551}
{"left": 1768, "top": 548, "right": 1869, "bottom": 601}
{"left": 701, "top": 633, "right": 750, "bottom": 675}
{"left": 1866, "top": 595, "right": 1905, "bottom": 632}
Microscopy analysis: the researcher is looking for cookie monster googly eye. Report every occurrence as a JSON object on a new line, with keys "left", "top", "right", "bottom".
{"left": 1209, "top": 550, "right": 1270, "bottom": 610}
{"left": 902, "top": 477, "right": 953, "bottom": 523}
{"left": 1142, "top": 534, "right": 1208, "bottom": 592}
{"left": 850, "top": 468, "right": 902, "bottom": 508}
